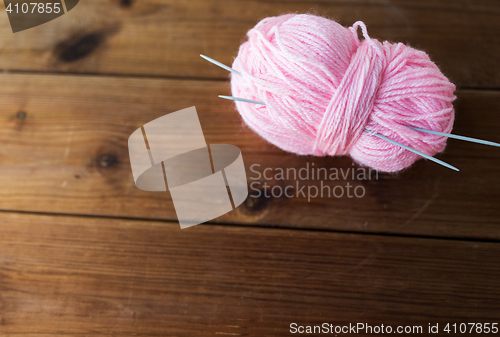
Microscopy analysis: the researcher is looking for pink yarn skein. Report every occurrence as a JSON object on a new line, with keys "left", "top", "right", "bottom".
{"left": 230, "top": 14, "right": 456, "bottom": 172}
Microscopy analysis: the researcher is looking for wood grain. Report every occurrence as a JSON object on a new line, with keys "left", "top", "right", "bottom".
{"left": 0, "top": 0, "right": 499, "bottom": 88}
{"left": 0, "top": 211, "right": 499, "bottom": 335}
{"left": 0, "top": 73, "right": 499, "bottom": 239}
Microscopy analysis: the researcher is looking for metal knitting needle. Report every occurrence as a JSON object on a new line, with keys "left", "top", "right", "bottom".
{"left": 367, "top": 130, "right": 459, "bottom": 171}
{"left": 408, "top": 126, "right": 500, "bottom": 148}
{"left": 200, "top": 54, "right": 242, "bottom": 76}
{"left": 219, "top": 95, "right": 266, "bottom": 105}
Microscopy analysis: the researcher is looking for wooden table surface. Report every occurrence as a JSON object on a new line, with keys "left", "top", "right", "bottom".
{"left": 0, "top": 0, "right": 499, "bottom": 335}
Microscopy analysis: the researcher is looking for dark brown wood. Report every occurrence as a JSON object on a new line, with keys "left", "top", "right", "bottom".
{"left": 0, "top": 0, "right": 499, "bottom": 88}
{"left": 0, "top": 211, "right": 499, "bottom": 335}
{"left": 0, "top": 74, "right": 498, "bottom": 240}
{"left": 0, "top": 0, "right": 499, "bottom": 335}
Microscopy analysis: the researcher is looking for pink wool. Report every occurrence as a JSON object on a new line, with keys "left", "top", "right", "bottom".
{"left": 230, "top": 14, "right": 456, "bottom": 172}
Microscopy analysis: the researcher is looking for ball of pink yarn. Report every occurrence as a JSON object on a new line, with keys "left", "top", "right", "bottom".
{"left": 230, "top": 14, "right": 456, "bottom": 172}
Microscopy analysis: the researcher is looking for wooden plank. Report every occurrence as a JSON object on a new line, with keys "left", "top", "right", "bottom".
{"left": 0, "top": 0, "right": 499, "bottom": 87}
{"left": 0, "top": 211, "right": 499, "bottom": 335}
{"left": 0, "top": 74, "right": 500, "bottom": 239}
{"left": 0, "top": 73, "right": 499, "bottom": 240}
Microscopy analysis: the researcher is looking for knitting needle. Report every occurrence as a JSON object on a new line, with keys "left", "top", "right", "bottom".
{"left": 367, "top": 130, "right": 459, "bottom": 171}
{"left": 200, "top": 54, "right": 242, "bottom": 76}
{"left": 218, "top": 95, "right": 458, "bottom": 171}
{"left": 219, "top": 95, "right": 266, "bottom": 105}
{"left": 408, "top": 126, "right": 500, "bottom": 148}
